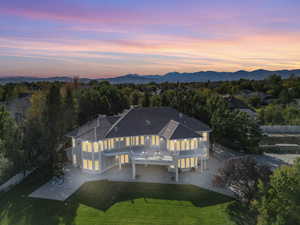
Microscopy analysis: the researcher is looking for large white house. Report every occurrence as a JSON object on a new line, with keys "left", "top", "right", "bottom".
{"left": 66, "top": 107, "right": 211, "bottom": 182}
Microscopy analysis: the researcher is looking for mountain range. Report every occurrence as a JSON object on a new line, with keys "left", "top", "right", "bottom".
{"left": 1, "top": 69, "right": 300, "bottom": 84}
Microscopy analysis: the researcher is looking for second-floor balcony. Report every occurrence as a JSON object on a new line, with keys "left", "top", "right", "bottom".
{"left": 77, "top": 140, "right": 209, "bottom": 160}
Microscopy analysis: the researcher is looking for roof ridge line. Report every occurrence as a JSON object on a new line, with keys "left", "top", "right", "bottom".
{"left": 158, "top": 119, "right": 179, "bottom": 139}
{"left": 167, "top": 119, "right": 180, "bottom": 138}
{"left": 75, "top": 115, "right": 108, "bottom": 139}
{"left": 104, "top": 107, "right": 133, "bottom": 138}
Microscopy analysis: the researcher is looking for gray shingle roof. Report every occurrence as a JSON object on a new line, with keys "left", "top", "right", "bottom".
{"left": 67, "top": 107, "right": 210, "bottom": 141}
{"left": 168, "top": 123, "right": 202, "bottom": 140}
{"left": 66, "top": 115, "right": 121, "bottom": 139}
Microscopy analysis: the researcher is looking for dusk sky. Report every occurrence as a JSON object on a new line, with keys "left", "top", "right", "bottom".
{"left": 0, "top": 0, "right": 300, "bottom": 78}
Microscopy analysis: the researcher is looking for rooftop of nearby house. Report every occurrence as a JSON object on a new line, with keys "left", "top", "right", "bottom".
{"left": 67, "top": 106, "right": 211, "bottom": 141}
{"left": 224, "top": 95, "right": 251, "bottom": 110}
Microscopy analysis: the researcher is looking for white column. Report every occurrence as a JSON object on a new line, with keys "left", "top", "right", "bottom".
{"left": 201, "top": 158, "right": 203, "bottom": 173}
{"left": 175, "top": 164, "right": 179, "bottom": 182}
{"left": 132, "top": 161, "right": 136, "bottom": 179}
{"left": 118, "top": 156, "right": 122, "bottom": 169}
{"left": 92, "top": 143, "right": 95, "bottom": 170}
{"left": 195, "top": 157, "right": 198, "bottom": 169}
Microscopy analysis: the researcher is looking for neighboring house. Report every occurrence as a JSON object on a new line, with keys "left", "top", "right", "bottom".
{"left": 261, "top": 125, "right": 300, "bottom": 137}
{"left": 66, "top": 106, "right": 211, "bottom": 182}
{"left": 0, "top": 93, "right": 31, "bottom": 123}
{"left": 224, "top": 95, "right": 257, "bottom": 119}
{"left": 239, "top": 90, "right": 274, "bottom": 105}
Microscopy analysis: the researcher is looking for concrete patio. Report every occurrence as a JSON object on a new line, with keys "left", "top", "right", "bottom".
{"left": 29, "top": 143, "right": 293, "bottom": 202}
{"left": 29, "top": 156, "right": 232, "bottom": 201}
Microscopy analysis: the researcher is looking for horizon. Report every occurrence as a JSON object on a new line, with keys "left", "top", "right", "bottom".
{"left": 1, "top": 68, "right": 300, "bottom": 79}
{"left": 1, "top": 0, "right": 300, "bottom": 78}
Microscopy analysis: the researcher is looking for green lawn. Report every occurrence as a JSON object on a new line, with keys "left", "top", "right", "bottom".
{"left": 0, "top": 172, "right": 235, "bottom": 225}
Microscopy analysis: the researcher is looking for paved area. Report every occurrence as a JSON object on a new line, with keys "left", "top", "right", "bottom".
{"left": 263, "top": 153, "right": 300, "bottom": 165}
{"left": 30, "top": 146, "right": 297, "bottom": 202}
{"left": 29, "top": 156, "right": 232, "bottom": 201}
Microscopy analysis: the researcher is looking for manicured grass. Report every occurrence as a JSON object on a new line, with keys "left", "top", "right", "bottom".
{"left": 0, "top": 172, "right": 235, "bottom": 225}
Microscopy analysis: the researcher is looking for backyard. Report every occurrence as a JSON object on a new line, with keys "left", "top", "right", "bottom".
{"left": 0, "top": 171, "right": 235, "bottom": 225}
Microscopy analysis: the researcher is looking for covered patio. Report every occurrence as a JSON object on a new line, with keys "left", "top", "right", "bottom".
{"left": 29, "top": 156, "right": 232, "bottom": 202}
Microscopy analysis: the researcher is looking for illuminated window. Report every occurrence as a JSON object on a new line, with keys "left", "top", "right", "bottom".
{"left": 195, "top": 139, "right": 198, "bottom": 148}
{"left": 126, "top": 137, "right": 130, "bottom": 146}
{"left": 120, "top": 154, "right": 129, "bottom": 163}
{"left": 156, "top": 136, "right": 160, "bottom": 145}
{"left": 203, "top": 132, "right": 209, "bottom": 141}
{"left": 99, "top": 141, "right": 103, "bottom": 151}
{"left": 169, "top": 140, "right": 175, "bottom": 151}
{"left": 83, "top": 160, "right": 88, "bottom": 169}
{"left": 87, "top": 143, "right": 92, "bottom": 152}
{"left": 181, "top": 140, "right": 185, "bottom": 150}
{"left": 93, "top": 142, "right": 99, "bottom": 152}
{"left": 186, "top": 140, "right": 190, "bottom": 150}
{"left": 151, "top": 136, "right": 155, "bottom": 145}
{"left": 191, "top": 139, "right": 195, "bottom": 149}
{"left": 178, "top": 159, "right": 186, "bottom": 168}
{"left": 88, "top": 160, "right": 93, "bottom": 170}
{"left": 94, "top": 161, "right": 100, "bottom": 170}
{"left": 109, "top": 139, "right": 114, "bottom": 149}
{"left": 192, "top": 139, "right": 198, "bottom": 149}
{"left": 136, "top": 136, "right": 139, "bottom": 145}
{"left": 186, "top": 158, "right": 190, "bottom": 168}
{"left": 182, "top": 159, "right": 186, "bottom": 168}
{"left": 190, "top": 158, "right": 194, "bottom": 167}
{"left": 140, "top": 136, "right": 145, "bottom": 145}
{"left": 82, "top": 142, "right": 87, "bottom": 152}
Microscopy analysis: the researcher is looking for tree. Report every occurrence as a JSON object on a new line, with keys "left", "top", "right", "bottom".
{"left": 43, "top": 85, "right": 64, "bottom": 176}
{"left": 247, "top": 95, "right": 261, "bottom": 108}
{"left": 142, "top": 91, "right": 151, "bottom": 107}
{"left": 130, "top": 90, "right": 141, "bottom": 106}
{"left": 63, "top": 86, "right": 77, "bottom": 132}
{"left": 210, "top": 101, "right": 262, "bottom": 153}
{"left": 78, "top": 82, "right": 128, "bottom": 123}
{"left": 252, "top": 159, "right": 300, "bottom": 225}
{"left": 213, "top": 156, "right": 272, "bottom": 203}
{"left": 23, "top": 91, "right": 47, "bottom": 170}
{"left": 0, "top": 106, "right": 23, "bottom": 183}
{"left": 278, "top": 89, "right": 293, "bottom": 104}
{"left": 151, "top": 95, "right": 161, "bottom": 107}
{"left": 0, "top": 150, "right": 13, "bottom": 184}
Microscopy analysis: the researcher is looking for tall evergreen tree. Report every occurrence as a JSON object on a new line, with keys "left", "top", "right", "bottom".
{"left": 142, "top": 91, "right": 151, "bottom": 107}
{"left": 43, "top": 85, "right": 64, "bottom": 176}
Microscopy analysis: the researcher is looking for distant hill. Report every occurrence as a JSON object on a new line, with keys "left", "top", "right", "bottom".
{"left": 1, "top": 69, "right": 300, "bottom": 84}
